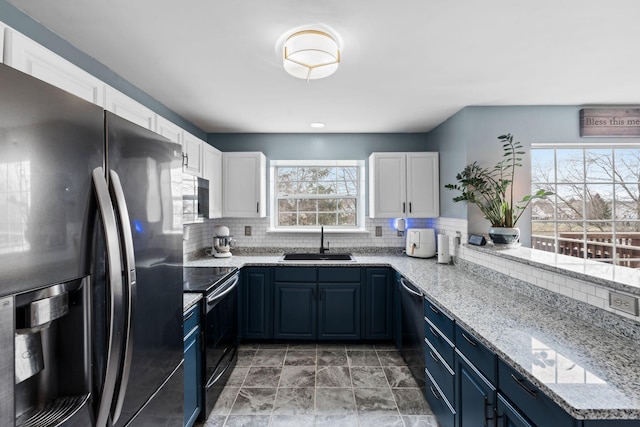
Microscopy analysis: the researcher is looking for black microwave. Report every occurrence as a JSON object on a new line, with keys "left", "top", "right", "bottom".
{"left": 183, "top": 175, "right": 209, "bottom": 223}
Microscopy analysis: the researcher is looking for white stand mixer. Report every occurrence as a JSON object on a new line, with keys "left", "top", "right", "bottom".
{"left": 212, "top": 225, "right": 235, "bottom": 258}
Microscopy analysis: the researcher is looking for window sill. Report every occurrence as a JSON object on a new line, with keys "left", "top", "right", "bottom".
{"left": 267, "top": 228, "right": 370, "bottom": 234}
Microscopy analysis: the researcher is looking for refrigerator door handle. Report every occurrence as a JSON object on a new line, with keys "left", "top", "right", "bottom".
{"left": 92, "top": 168, "right": 125, "bottom": 427}
{"left": 108, "top": 170, "right": 137, "bottom": 424}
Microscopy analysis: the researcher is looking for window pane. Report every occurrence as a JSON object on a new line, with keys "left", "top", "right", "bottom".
{"left": 585, "top": 149, "right": 613, "bottom": 182}
{"left": 298, "top": 199, "right": 317, "bottom": 211}
{"left": 338, "top": 198, "right": 356, "bottom": 212}
{"left": 615, "top": 184, "right": 639, "bottom": 220}
{"left": 279, "top": 199, "right": 296, "bottom": 212}
{"left": 277, "top": 167, "right": 297, "bottom": 181}
{"left": 278, "top": 213, "right": 296, "bottom": 226}
{"left": 337, "top": 181, "right": 357, "bottom": 195}
{"left": 614, "top": 148, "right": 640, "bottom": 183}
{"left": 556, "top": 149, "right": 584, "bottom": 183}
{"left": 318, "top": 213, "right": 335, "bottom": 225}
{"left": 318, "top": 167, "right": 336, "bottom": 181}
{"left": 318, "top": 199, "right": 337, "bottom": 212}
{"left": 531, "top": 149, "right": 555, "bottom": 184}
{"left": 585, "top": 184, "right": 613, "bottom": 220}
{"left": 298, "top": 213, "right": 316, "bottom": 226}
{"left": 338, "top": 212, "right": 356, "bottom": 225}
{"left": 317, "top": 182, "right": 335, "bottom": 194}
{"left": 556, "top": 184, "right": 583, "bottom": 220}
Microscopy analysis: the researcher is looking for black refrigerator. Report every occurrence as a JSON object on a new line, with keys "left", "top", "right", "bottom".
{"left": 0, "top": 63, "right": 184, "bottom": 427}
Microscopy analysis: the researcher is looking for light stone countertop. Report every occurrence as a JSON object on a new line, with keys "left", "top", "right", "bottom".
{"left": 183, "top": 292, "right": 202, "bottom": 312}
{"left": 185, "top": 254, "right": 640, "bottom": 420}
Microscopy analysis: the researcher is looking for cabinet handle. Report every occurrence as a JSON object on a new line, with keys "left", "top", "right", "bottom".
{"left": 402, "top": 202, "right": 406, "bottom": 213}
{"left": 429, "top": 304, "right": 440, "bottom": 314}
{"left": 183, "top": 310, "right": 196, "bottom": 322}
{"left": 429, "top": 326, "right": 439, "bottom": 339}
{"left": 409, "top": 202, "right": 412, "bottom": 213}
{"left": 429, "top": 350, "right": 440, "bottom": 364}
{"left": 510, "top": 373, "right": 537, "bottom": 398}
{"left": 257, "top": 202, "right": 259, "bottom": 213}
{"left": 183, "top": 152, "right": 189, "bottom": 168}
{"left": 429, "top": 386, "right": 441, "bottom": 400}
{"left": 461, "top": 332, "right": 478, "bottom": 347}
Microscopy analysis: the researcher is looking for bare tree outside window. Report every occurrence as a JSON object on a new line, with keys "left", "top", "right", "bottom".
{"left": 531, "top": 146, "right": 640, "bottom": 268}
{"left": 274, "top": 163, "right": 361, "bottom": 228}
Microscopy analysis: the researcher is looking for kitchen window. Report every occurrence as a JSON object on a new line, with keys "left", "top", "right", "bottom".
{"left": 531, "top": 144, "right": 640, "bottom": 268}
{"left": 270, "top": 160, "right": 365, "bottom": 231}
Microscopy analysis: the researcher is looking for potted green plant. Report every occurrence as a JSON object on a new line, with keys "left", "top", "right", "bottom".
{"left": 445, "top": 133, "right": 553, "bottom": 246}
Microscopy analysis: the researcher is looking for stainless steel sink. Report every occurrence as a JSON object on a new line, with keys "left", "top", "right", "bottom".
{"left": 279, "top": 253, "right": 356, "bottom": 262}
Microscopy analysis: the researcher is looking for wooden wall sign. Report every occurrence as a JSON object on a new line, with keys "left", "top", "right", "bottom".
{"left": 580, "top": 108, "right": 640, "bottom": 137}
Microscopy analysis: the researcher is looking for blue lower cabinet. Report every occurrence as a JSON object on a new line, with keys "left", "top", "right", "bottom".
{"left": 364, "top": 268, "right": 393, "bottom": 340}
{"left": 274, "top": 283, "right": 317, "bottom": 340}
{"left": 456, "top": 350, "right": 496, "bottom": 427}
{"left": 497, "top": 394, "right": 534, "bottom": 427}
{"left": 318, "top": 283, "right": 361, "bottom": 340}
{"left": 425, "top": 369, "right": 456, "bottom": 427}
{"left": 183, "top": 305, "right": 201, "bottom": 427}
{"left": 240, "top": 268, "right": 272, "bottom": 339}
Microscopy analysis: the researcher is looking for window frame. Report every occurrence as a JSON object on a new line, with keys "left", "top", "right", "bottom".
{"left": 269, "top": 159, "right": 366, "bottom": 233}
{"left": 531, "top": 142, "right": 640, "bottom": 268}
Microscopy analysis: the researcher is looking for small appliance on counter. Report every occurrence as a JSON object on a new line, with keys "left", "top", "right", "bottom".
{"left": 212, "top": 225, "right": 236, "bottom": 258}
{"left": 405, "top": 228, "right": 436, "bottom": 258}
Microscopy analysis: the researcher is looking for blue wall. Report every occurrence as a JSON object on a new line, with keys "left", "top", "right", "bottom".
{"left": 0, "top": 0, "right": 206, "bottom": 140}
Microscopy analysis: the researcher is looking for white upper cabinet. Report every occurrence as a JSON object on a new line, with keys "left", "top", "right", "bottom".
{"left": 369, "top": 152, "right": 439, "bottom": 218}
{"left": 222, "top": 152, "right": 266, "bottom": 218}
{"left": 182, "top": 131, "right": 203, "bottom": 177}
{"left": 4, "top": 30, "right": 105, "bottom": 106}
{"left": 156, "top": 116, "right": 183, "bottom": 145}
{"left": 105, "top": 86, "right": 156, "bottom": 131}
{"left": 202, "top": 143, "right": 222, "bottom": 219}
{"left": 0, "top": 22, "right": 6, "bottom": 63}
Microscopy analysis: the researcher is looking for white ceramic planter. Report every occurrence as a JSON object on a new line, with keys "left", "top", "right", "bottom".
{"left": 488, "top": 226, "right": 520, "bottom": 246}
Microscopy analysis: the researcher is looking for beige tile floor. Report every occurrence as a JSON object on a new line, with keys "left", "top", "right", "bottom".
{"left": 197, "top": 343, "right": 438, "bottom": 427}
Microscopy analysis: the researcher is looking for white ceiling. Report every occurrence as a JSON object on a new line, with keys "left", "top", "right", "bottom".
{"left": 8, "top": 0, "right": 640, "bottom": 133}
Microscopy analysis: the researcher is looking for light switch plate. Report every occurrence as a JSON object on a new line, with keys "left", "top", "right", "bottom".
{"left": 609, "top": 291, "right": 638, "bottom": 316}
{"left": 244, "top": 226, "right": 251, "bottom": 236}
{"left": 375, "top": 226, "right": 382, "bottom": 237}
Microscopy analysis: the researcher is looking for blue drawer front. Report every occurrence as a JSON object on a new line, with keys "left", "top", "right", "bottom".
{"left": 424, "top": 298, "right": 455, "bottom": 342}
{"left": 425, "top": 317, "right": 455, "bottom": 368}
{"left": 424, "top": 369, "right": 455, "bottom": 427}
{"left": 425, "top": 342, "right": 455, "bottom": 404}
{"left": 455, "top": 324, "right": 497, "bottom": 385}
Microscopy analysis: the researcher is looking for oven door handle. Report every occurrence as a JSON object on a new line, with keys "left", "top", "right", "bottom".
{"left": 207, "top": 274, "right": 239, "bottom": 305}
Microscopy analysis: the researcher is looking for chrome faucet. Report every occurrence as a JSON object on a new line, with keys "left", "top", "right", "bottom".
{"left": 320, "top": 226, "right": 329, "bottom": 254}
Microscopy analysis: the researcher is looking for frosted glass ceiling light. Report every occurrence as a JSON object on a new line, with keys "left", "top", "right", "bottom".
{"left": 283, "top": 30, "right": 340, "bottom": 80}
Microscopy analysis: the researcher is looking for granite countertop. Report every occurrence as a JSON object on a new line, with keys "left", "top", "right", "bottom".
{"left": 185, "top": 254, "right": 640, "bottom": 420}
{"left": 183, "top": 292, "right": 202, "bottom": 312}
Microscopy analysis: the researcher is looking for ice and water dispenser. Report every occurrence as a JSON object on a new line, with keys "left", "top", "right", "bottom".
{"left": 0, "top": 277, "right": 92, "bottom": 427}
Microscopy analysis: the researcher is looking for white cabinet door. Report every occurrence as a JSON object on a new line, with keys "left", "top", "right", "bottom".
{"left": 5, "top": 30, "right": 105, "bottom": 106}
{"left": 369, "top": 153, "right": 407, "bottom": 218}
{"left": 105, "top": 86, "right": 156, "bottom": 131}
{"left": 0, "top": 23, "right": 6, "bottom": 63}
{"left": 369, "top": 152, "right": 439, "bottom": 218}
{"left": 182, "top": 131, "right": 203, "bottom": 177}
{"left": 222, "top": 152, "right": 266, "bottom": 218}
{"left": 156, "top": 116, "right": 183, "bottom": 145}
{"left": 203, "top": 143, "right": 222, "bottom": 219}
{"left": 406, "top": 152, "right": 439, "bottom": 218}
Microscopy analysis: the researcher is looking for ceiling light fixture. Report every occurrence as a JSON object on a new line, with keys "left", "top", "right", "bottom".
{"left": 283, "top": 30, "right": 340, "bottom": 81}
{"left": 310, "top": 122, "right": 326, "bottom": 128}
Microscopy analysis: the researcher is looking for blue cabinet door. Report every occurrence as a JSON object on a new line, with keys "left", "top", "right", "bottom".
{"left": 364, "top": 268, "right": 393, "bottom": 340}
{"left": 274, "top": 283, "right": 317, "bottom": 340}
{"left": 240, "top": 268, "right": 272, "bottom": 339}
{"left": 456, "top": 352, "right": 496, "bottom": 427}
{"left": 497, "top": 394, "right": 534, "bottom": 427}
{"left": 318, "top": 283, "right": 361, "bottom": 340}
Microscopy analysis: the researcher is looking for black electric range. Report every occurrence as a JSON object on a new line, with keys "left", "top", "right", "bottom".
{"left": 183, "top": 266, "right": 238, "bottom": 293}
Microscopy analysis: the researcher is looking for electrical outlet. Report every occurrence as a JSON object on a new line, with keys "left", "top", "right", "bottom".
{"left": 375, "top": 226, "right": 382, "bottom": 236}
{"left": 609, "top": 291, "right": 638, "bottom": 316}
{"left": 244, "top": 226, "right": 251, "bottom": 236}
